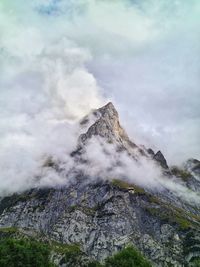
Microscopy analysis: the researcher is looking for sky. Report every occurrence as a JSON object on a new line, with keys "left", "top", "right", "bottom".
{"left": 0, "top": 0, "right": 200, "bottom": 195}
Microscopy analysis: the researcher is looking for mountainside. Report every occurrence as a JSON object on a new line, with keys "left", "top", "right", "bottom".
{"left": 0, "top": 103, "right": 200, "bottom": 267}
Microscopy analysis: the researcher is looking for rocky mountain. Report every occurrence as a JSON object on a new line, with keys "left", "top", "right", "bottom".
{"left": 73, "top": 102, "right": 140, "bottom": 158}
{"left": 0, "top": 103, "right": 200, "bottom": 267}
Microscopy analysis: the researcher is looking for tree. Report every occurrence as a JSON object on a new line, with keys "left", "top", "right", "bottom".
{"left": 0, "top": 238, "right": 54, "bottom": 267}
{"left": 104, "top": 246, "right": 152, "bottom": 267}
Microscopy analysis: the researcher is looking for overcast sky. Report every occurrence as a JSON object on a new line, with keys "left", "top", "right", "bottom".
{"left": 0, "top": 0, "right": 200, "bottom": 195}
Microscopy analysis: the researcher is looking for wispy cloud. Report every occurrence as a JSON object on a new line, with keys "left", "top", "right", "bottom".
{"left": 0, "top": 0, "right": 199, "bottom": 196}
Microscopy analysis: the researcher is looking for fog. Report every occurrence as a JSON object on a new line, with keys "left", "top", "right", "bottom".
{"left": 0, "top": 0, "right": 200, "bottom": 198}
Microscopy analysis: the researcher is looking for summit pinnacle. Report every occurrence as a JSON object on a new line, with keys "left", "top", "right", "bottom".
{"left": 78, "top": 102, "right": 137, "bottom": 151}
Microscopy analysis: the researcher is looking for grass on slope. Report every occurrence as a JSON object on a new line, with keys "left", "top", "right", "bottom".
{"left": 0, "top": 230, "right": 152, "bottom": 267}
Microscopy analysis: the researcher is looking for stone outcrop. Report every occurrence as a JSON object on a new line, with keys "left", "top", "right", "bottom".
{"left": 0, "top": 180, "right": 199, "bottom": 266}
{"left": 185, "top": 158, "right": 200, "bottom": 176}
{"left": 0, "top": 102, "right": 200, "bottom": 266}
{"left": 80, "top": 102, "right": 128, "bottom": 142}
{"left": 77, "top": 102, "right": 138, "bottom": 157}
{"left": 154, "top": 151, "right": 169, "bottom": 169}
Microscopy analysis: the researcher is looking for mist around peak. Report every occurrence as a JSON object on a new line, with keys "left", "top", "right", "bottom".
{"left": 0, "top": 1, "right": 199, "bottom": 206}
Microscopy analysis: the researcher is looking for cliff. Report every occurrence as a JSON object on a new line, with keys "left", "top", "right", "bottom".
{"left": 0, "top": 103, "right": 200, "bottom": 266}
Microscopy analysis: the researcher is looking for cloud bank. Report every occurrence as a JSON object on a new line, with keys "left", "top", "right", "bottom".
{"left": 0, "top": 0, "right": 200, "bottom": 196}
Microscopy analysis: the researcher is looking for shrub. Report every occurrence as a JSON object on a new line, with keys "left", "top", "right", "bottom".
{"left": 193, "top": 259, "right": 200, "bottom": 267}
{"left": 104, "top": 246, "right": 152, "bottom": 267}
{"left": 0, "top": 238, "right": 54, "bottom": 267}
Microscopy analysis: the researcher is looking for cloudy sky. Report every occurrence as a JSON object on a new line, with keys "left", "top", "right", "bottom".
{"left": 0, "top": 0, "right": 200, "bottom": 195}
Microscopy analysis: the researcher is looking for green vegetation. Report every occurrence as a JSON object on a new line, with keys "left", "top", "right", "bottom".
{"left": 104, "top": 246, "right": 152, "bottom": 267}
{"left": 193, "top": 259, "right": 200, "bottom": 267}
{"left": 145, "top": 202, "right": 200, "bottom": 231}
{"left": 0, "top": 189, "right": 55, "bottom": 215}
{"left": 85, "top": 246, "right": 152, "bottom": 267}
{"left": 145, "top": 206, "right": 191, "bottom": 230}
{"left": 59, "top": 243, "right": 83, "bottom": 266}
{"left": 67, "top": 205, "right": 97, "bottom": 216}
{"left": 112, "top": 178, "right": 200, "bottom": 230}
{"left": 112, "top": 179, "right": 145, "bottom": 194}
{"left": 171, "top": 166, "right": 191, "bottom": 181}
{"left": 0, "top": 227, "right": 18, "bottom": 234}
{"left": 0, "top": 193, "right": 30, "bottom": 215}
{"left": 0, "top": 235, "right": 152, "bottom": 267}
{"left": 183, "top": 231, "right": 200, "bottom": 265}
{"left": 0, "top": 238, "right": 54, "bottom": 267}
{"left": 87, "top": 262, "right": 103, "bottom": 267}
{"left": 51, "top": 241, "right": 81, "bottom": 255}
{"left": 60, "top": 245, "right": 152, "bottom": 267}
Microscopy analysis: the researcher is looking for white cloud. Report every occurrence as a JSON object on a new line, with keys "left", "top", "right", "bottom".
{"left": 0, "top": 0, "right": 199, "bottom": 197}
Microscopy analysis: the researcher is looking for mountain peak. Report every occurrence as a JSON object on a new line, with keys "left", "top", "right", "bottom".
{"left": 75, "top": 104, "right": 169, "bottom": 168}
{"left": 98, "top": 102, "right": 118, "bottom": 116}
{"left": 78, "top": 102, "right": 137, "bottom": 151}
{"left": 154, "top": 150, "right": 169, "bottom": 169}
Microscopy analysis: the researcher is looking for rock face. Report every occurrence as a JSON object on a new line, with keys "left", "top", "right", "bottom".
{"left": 0, "top": 180, "right": 200, "bottom": 266}
{"left": 185, "top": 158, "right": 200, "bottom": 177}
{"left": 154, "top": 151, "right": 169, "bottom": 169}
{"left": 78, "top": 102, "right": 138, "bottom": 156}
{"left": 80, "top": 102, "right": 128, "bottom": 143}
{"left": 0, "top": 102, "right": 200, "bottom": 266}
{"left": 183, "top": 159, "right": 200, "bottom": 192}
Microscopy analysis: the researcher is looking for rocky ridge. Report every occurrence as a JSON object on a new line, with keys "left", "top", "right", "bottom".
{"left": 0, "top": 102, "right": 200, "bottom": 266}
{"left": 74, "top": 102, "right": 139, "bottom": 159}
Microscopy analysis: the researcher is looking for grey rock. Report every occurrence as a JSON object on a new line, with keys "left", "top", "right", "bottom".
{"left": 154, "top": 150, "right": 169, "bottom": 169}
{"left": 147, "top": 148, "right": 155, "bottom": 157}
{"left": 0, "top": 180, "right": 199, "bottom": 266}
{"left": 76, "top": 102, "right": 140, "bottom": 158}
{"left": 0, "top": 103, "right": 200, "bottom": 266}
{"left": 185, "top": 158, "right": 200, "bottom": 178}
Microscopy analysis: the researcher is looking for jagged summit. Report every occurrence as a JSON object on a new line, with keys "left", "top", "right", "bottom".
{"left": 74, "top": 102, "right": 171, "bottom": 170}
{"left": 154, "top": 150, "right": 169, "bottom": 169}
{"left": 1, "top": 106, "right": 200, "bottom": 267}
{"left": 78, "top": 102, "right": 137, "bottom": 150}
{"left": 98, "top": 101, "right": 117, "bottom": 115}
{"left": 184, "top": 158, "right": 200, "bottom": 176}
